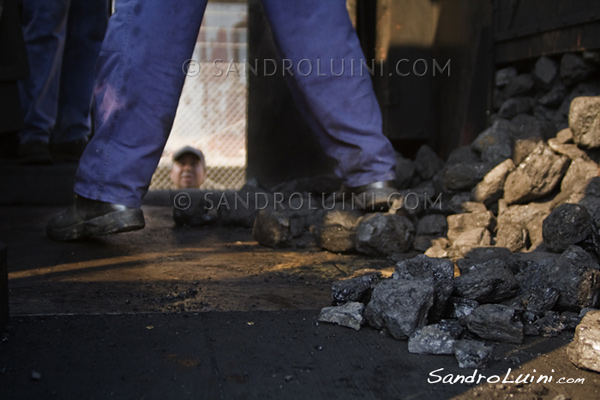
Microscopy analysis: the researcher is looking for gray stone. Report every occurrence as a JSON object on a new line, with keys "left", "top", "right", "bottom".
{"left": 583, "top": 51, "right": 600, "bottom": 64}
{"left": 331, "top": 272, "right": 382, "bottom": 306}
{"left": 560, "top": 311, "right": 582, "bottom": 330}
{"left": 516, "top": 245, "right": 600, "bottom": 311}
{"left": 495, "top": 222, "right": 529, "bottom": 253}
{"left": 456, "top": 247, "right": 515, "bottom": 274}
{"left": 0, "top": 243, "right": 7, "bottom": 331}
{"left": 567, "top": 310, "right": 600, "bottom": 373}
{"left": 534, "top": 56, "right": 558, "bottom": 87}
{"left": 454, "top": 264, "right": 519, "bottom": 303}
{"left": 417, "top": 215, "right": 448, "bottom": 237}
{"left": 495, "top": 66, "right": 517, "bottom": 87}
{"left": 445, "top": 193, "right": 484, "bottom": 215}
{"left": 507, "top": 287, "right": 559, "bottom": 316}
{"left": 560, "top": 53, "right": 597, "bottom": 86}
{"left": 443, "top": 163, "right": 493, "bottom": 191}
{"left": 252, "top": 209, "right": 291, "bottom": 248}
{"left": 472, "top": 119, "right": 516, "bottom": 164}
{"left": 395, "top": 154, "right": 416, "bottom": 189}
{"left": 532, "top": 311, "right": 566, "bottom": 337}
{"left": 569, "top": 96, "right": 600, "bottom": 149}
{"left": 218, "top": 186, "right": 270, "bottom": 228}
{"left": 354, "top": 213, "right": 415, "bottom": 257}
{"left": 393, "top": 255, "right": 455, "bottom": 321}
{"left": 466, "top": 304, "right": 524, "bottom": 344}
{"left": 172, "top": 190, "right": 219, "bottom": 227}
{"left": 445, "top": 297, "right": 480, "bottom": 322}
{"left": 454, "top": 340, "right": 494, "bottom": 369}
{"left": 538, "top": 81, "right": 568, "bottom": 108}
{"left": 543, "top": 204, "right": 592, "bottom": 252}
{"left": 473, "top": 158, "right": 516, "bottom": 205}
{"left": 499, "top": 97, "right": 534, "bottom": 119}
{"left": 318, "top": 302, "right": 366, "bottom": 331}
{"left": 503, "top": 144, "right": 570, "bottom": 205}
{"left": 408, "top": 323, "right": 461, "bottom": 355}
{"left": 447, "top": 211, "right": 496, "bottom": 243}
{"left": 505, "top": 73, "right": 535, "bottom": 98}
{"left": 415, "top": 145, "right": 444, "bottom": 181}
{"left": 319, "top": 209, "right": 361, "bottom": 253}
{"left": 365, "top": 279, "right": 434, "bottom": 339}
{"left": 446, "top": 145, "right": 481, "bottom": 165}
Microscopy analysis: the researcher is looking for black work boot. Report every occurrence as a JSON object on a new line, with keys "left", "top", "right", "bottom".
{"left": 342, "top": 181, "right": 399, "bottom": 212}
{"left": 47, "top": 195, "right": 145, "bottom": 241}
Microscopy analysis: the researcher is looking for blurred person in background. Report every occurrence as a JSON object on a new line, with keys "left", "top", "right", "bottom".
{"left": 169, "top": 146, "right": 207, "bottom": 189}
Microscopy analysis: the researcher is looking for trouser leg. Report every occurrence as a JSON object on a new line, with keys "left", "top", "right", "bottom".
{"left": 53, "top": 0, "right": 109, "bottom": 144}
{"left": 260, "top": 0, "right": 396, "bottom": 188}
{"left": 18, "top": 0, "right": 70, "bottom": 144}
{"left": 74, "top": 0, "right": 207, "bottom": 208}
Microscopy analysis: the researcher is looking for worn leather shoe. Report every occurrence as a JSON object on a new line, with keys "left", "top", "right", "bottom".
{"left": 47, "top": 195, "right": 145, "bottom": 241}
{"left": 342, "top": 180, "right": 399, "bottom": 211}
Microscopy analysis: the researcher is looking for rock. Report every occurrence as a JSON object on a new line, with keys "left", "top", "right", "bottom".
{"left": 507, "top": 287, "right": 560, "bottom": 316}
{"left": 424, "top": 237, "right": 451, "bottom": 259}
{"left": 556, "top": 82, "right": 600, "bottom": 130}
{"left": 466, "top": 304, "right": 524, "bottom": 344}
{"left": 496, "top": 66, "right": 517, "bottom": 87}
{"left": 503, "top": 143, "right": 570, "bottom": 205}
{"left": 456, "top": 247, "right": 515, "bottom": 273}
{"left": 567, "top": 310, "right": 600, "bottom": 373}
{"left": 446, "top": 145, "right": 481, "bottom": 165}
{"left": 447, "top": 211, "right": 496, "bottom": 243}
{"left": 516, "top": 245, "right": 600, "bottom": 311}
{"left": 318, "top": 302, "right": 366, "bottom": 330}
{"left": 445, "top": 297, "right": 480, "bottom": 323}
{"left": 452, "top": 228, "right": 492, "bottom": 252}
{"left": 473, "top": 158, "right": 516, "bottom": 205}
{"left": 443, "top": 163, "right": 493, "bottom": 191}
{"left": 331, "top": 272, "right": 382, "bottom": 306}
{"left": 219, "top": 185, "right": 271, "bottom": 228}
{"left": 454, "top": 263, "right": 519, "bottom": 303}
{"left": 395, "top": 154, "right": 416, "bottom": 189}
{"left": 560, "top": 53, "right": 597, "bottom": 86}
{"left": 393, "top": 255, "right": 455, "bottom": 321}
{"left": 172, "top": 191, "right": 219, "bottom": 226}
{"left": 354, "top": 213, "right": 415, "bottom": 257}
{"left": 365, "top": 279, "right": 434, "bottom": 339}
{"left": 415, "top": 145, "right": 444, "bottom": 181}
{"left": 319, "top": 209, "right": 361, "bottom": 253}
{"left": 512, "top": 135, "right": 544, "bottom": 166}
{"left": 472, "top": 119, "right": 516, "bottom": 164}
{"left": 569, "top": 96, "right": 600, "bottom": 149}
{"left": 444, "top": 193, "right": 482, "bottom": 215}
{"left": 543, "top": 204, "right": 592, "bottom": 252}
{"left": 498, "top": 201, "right": 553, "bottom": 249}
{"left": 534, "top": 56, "right": 558, "bottom": 87}
{"left": 454, "top": 340, "right": 494, "bottom": 369}
{"left": 408, "top": 323, "right": 462, "bottom": 355}
{"left": 560, "top": 311, "right": 582, "bottom": 330}
{"left": 532, "top": 311, "right": 566, "bottom": 337}
{"left": 417, "top": 215, "right": 448, "bottom": 237}
{"left": 556, "top": 128, "right": 574, "bottom": 143}
{"left": 560, "top": 158, "right": 599, "bottom": 195}
{"left": 499, "top": 97, "right": 534, "bottom": 119}
{"left": 547, "top": 138, "right": 593, "bottom": 162}
{"left": 538, "top": 81, "right": 568, "bottom": 108}
{"left": 252, "top": 209, "right": 291, "bottom": 248}
{"left": 495, "top": 222, "right": 529, "bottom": 252}
{"left": 505, "top": 73, "right": 535, "bottom": 98}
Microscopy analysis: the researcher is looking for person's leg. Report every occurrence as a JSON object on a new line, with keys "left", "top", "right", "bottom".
{"left": 47, "top": 0, "right": 207, "bottom": 241}
{"left": 260, "top": 0, "right": 396, "bottom": 189}
{"left": 52, "top": 0, "right": 109, "bottom": 160}
{"left": 18, "top": 0, "right": 70, "bottom": 162}
{"left": 74, "top": 0, "right": 207, "bottom": 208}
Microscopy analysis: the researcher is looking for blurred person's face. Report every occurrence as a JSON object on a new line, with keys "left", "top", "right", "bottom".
{"left": 170, "top": 154, "right": 206, "bottom": 189}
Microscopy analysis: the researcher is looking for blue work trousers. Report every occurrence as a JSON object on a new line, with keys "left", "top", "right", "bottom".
{"left": 75, "top": 0, "right": 397, "bottom": 208}
{"left": 18, "top": 0, "right": 108, "bottom": 144}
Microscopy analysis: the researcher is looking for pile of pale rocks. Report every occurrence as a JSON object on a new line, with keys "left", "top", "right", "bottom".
{"left": 316, "top": 94, "right": 600, "bottom": 370}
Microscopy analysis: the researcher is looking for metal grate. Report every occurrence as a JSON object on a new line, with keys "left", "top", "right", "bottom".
{"left": 150, "top": 2, "right": 248, "bottom": 191}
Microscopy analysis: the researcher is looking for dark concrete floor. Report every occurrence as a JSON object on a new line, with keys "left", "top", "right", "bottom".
{"left": 1, "top": 203, "right": 599, "bottom": 400}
